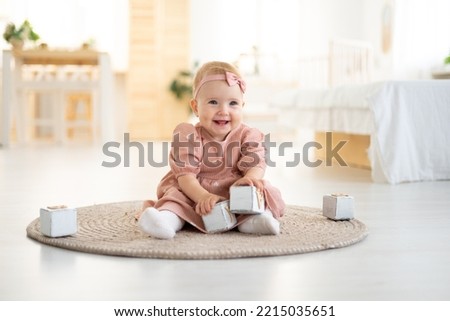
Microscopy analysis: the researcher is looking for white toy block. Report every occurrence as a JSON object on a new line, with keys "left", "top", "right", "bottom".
{"left": 40, "top": 205, "right": 77, "bottom": 237}
{"left": 202, "top": 201, "right": 237, "bottom": 233}
{"left": 322, "top": 194, "right": 354, "bottom": 220}
{"left": 230, "top": 186, "right": 265, "bottom": 214}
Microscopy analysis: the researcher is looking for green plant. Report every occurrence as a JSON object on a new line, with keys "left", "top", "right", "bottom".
{"left": 169, "top": 70, "right": 194, "bottom": 100}
{"left": 169, "top": 62, "right": 199, "bottom": 102}
{"left": 444, "top": 55, "right": 450, "bottom": 65}
{"left": 3, "top": 20, "right": 40, "bottom": 46}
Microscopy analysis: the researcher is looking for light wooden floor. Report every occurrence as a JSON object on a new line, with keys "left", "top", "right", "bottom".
{"left": 1, "top": 143, "right": 449, "bottom": 300}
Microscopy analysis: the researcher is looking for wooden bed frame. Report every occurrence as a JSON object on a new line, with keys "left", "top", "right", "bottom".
{"left": 315, "top": 132, "right": 371, "bottom": 169}
{"left": 293, "top": 38, "right": 373, "bottom": 89}
{"left": 295, "top": 39, "right": 373, "bottom": 169}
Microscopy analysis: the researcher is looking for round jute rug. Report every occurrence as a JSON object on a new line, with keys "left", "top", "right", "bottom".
{"left": 26, "top": 201, "right": 368, "bottom": 260}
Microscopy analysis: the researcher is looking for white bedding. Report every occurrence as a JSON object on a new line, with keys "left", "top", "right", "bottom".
{"left": 271, "top": 82, "right": 383, "bottom": 135}
{"left": 369, "top": 80, "right": 450, "bottom": 184}
{"left": 269, "top": 80, "right": 450, "bottom": 184}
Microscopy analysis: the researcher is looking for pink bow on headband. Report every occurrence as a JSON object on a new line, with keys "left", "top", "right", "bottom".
{"left": 224, "top": 71, "right": 246, "bottom": 93}
{"left": 193, "top": 71, "right": 246, "bottom": 98}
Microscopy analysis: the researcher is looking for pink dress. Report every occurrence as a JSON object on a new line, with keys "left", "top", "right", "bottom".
{"left": 142, "top": 122, "right": 285, "bottom": 233}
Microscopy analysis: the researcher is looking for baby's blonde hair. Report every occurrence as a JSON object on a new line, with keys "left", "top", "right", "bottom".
{"left": 192, "top": 61, "right": 242, "bottom": 97}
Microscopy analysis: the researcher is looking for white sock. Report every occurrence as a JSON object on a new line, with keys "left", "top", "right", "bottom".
{"left": 238, "top": 210, "right": 280, "bottom": 235}
{"left": 138, "top": 208, "right": 185, "bottom": 239}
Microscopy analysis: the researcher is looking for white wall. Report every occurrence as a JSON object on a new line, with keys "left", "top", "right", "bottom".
{"left": 362, "top": 0, "right": 450, "bottom": 80}
{"left": 392, "top": 0, "right": 450, "bottom": 79}
{"left": 2, "top": 0, "right": 449, "bottom": 79}
{"left": 191, "top": 0, "right": 450, "bottom": 81}
{"left": 361, "top": 0, "right": 392, "bottom": 81}
{"left": 190, "top": 0, "right": 365, "bottom": 74}
{"left": 0, "top": 0, "right": 128, "bottom": 72}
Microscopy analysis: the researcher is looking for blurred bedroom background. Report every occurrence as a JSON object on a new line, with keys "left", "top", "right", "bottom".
{"left": 1, "top": 0, "right": 449, "bottom": 143}
{"left": 2, "top": 1, "right": 450, "bottom": 304}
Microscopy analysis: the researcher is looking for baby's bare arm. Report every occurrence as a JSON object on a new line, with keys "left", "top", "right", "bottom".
{"left": 177, "top": 174, "right": 225, "bottom": 215}
{"left": 233, "top": 167, "right": 265, "bottom": 190}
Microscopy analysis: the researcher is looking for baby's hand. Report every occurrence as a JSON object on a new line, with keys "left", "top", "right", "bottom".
{"left": 195, "top": 193, "right": 226, "bottom": 216}
{"left": 233, "top": 177, "right": 264, "bottom": 191}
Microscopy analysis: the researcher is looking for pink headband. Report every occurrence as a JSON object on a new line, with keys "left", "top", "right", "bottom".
{"left": 193, "top": 71, "right": 246, "bottom": 99}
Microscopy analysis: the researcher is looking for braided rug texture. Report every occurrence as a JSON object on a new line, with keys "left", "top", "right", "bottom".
{"left": 26, "top": 201, "right": 368, "bottom": 260}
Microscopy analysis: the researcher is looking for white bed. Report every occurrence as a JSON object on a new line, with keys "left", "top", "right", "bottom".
{"left": 267, "top": 40, "right": 450, "bottom": 184}
{"left": 272, "top": 82, "right": 382, "bottom": 135}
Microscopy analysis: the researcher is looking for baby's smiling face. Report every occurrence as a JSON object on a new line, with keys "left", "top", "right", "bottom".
{"left": 191, "top": 80, "right": 244, "bottom": 141}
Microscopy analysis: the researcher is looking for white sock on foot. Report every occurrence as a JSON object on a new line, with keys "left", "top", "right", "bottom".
{"left": 238, "top": 210, "right": 280, "bottom": 235}
{"left": 138, "top": 208, "right": 184, "bottom": 239}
